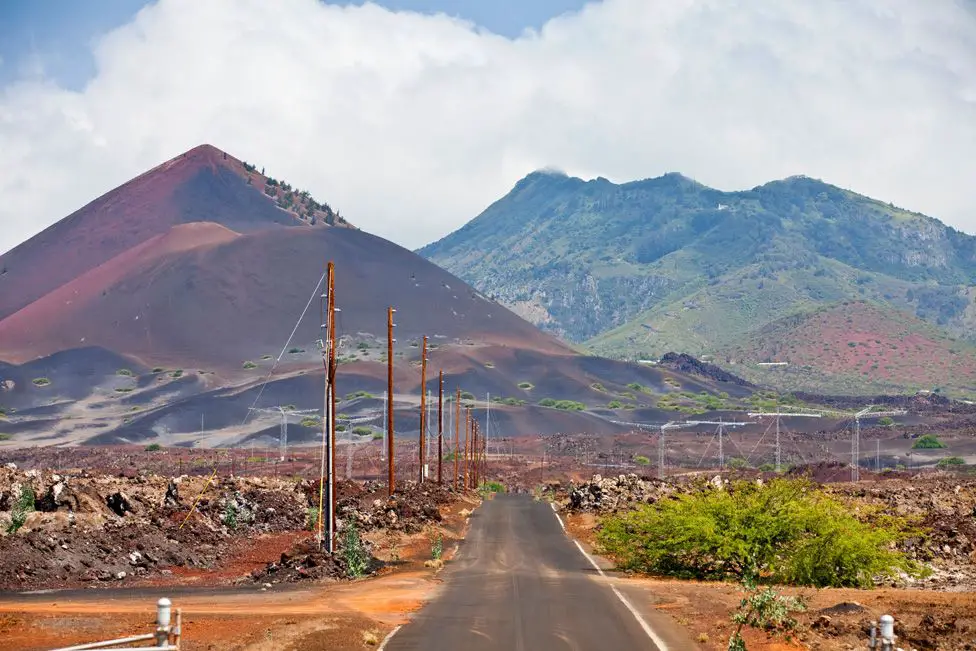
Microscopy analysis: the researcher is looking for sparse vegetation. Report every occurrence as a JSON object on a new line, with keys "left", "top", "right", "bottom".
{"left": 300, "top": 417, "right": 321, "bottom": 428}
{"left": 878, "top": 416, "right": 894, "bottom": 427}
{"left": 305, "top": 507, "right": 319, "bottom": 531}
{"left": 634, "top": 455, "right": 650, "bottom": 466}
{"left": 115, "top": 387, "right": 133, "bottom": 393}
{"left": 494, "top": 397, "right": 526, "bottom": 406}
{"left": 145, "top": 443, "right": 162, "bottom": 452}
{"left": 607, "top": 400, "right": 623, "bottom": 409}
{"left": 937, "top": 456, "right": 966, "bottom": 468}
{"left": 912, "top": 434, "right": 947, "bottom": 449}
{"left": 460, "top": 391, "right": 475, "bottom": 401}
{"left": 242, "top": 361, "right": 258, "bottom": 370}
{"left": 727, "top": 581, "right": 806, "bottom": 651}
{"left": 32, "top": 378, "right": 51, "bottom": 387}
{"left": 597, "top": 478, "right": 923, "bottom": 588}
{"left": 0, "top": 434, "right": 11, "bottom": 441}
{"left": 171, "top": 369, "right": 184, "bottom": 379}
{"left": 345, "top": 390, "right": 375, "bottom": 400}
{"left": 7, "top": 486, "right": 34, "bottom": 534}
{"left": 517, "top": 382, "right": 534, "bottom": 390}
{"left": 287, "top": 347, "right": 304, "bottom": 354}
{"left": 431, "top": 534, "right": 443, "bottom": 561}
{"left": 116, "top": 369, "right": 133, "bottom": 377}
{"left": 538, "top": 398, "right": 585, "bottom": 411}
{"left": 342, "top": 522, "right": 371, "bottom": 577}
{"left": 352, "top": 426, "right": 372, "bottom": 436}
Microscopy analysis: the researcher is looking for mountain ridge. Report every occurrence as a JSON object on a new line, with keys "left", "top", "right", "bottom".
{"left": 420, "top": 169, "right": 976, "bottom": 395}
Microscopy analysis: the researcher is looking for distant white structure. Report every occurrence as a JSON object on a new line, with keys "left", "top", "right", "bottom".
{"left": 756, "top": 362, "right": 788, "bottom": 367}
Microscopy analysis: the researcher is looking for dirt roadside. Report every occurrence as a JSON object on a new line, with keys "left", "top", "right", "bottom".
{"left": 0, "top": 493, "right": 480, "bottom": 651}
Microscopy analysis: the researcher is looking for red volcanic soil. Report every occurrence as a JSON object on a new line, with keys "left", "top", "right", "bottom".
{"left": 0, "top": 155, "right": 570, "bottom": 369}
{"left": 727, "top": 301, "right": 976, "bottom": 391}
{"left": 0, "top": 144, "right": 340, "bottom": 322}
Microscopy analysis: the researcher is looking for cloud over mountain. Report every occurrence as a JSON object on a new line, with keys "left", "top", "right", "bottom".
{"left": 1, "top": 0, "right": 974, "bottom": 254}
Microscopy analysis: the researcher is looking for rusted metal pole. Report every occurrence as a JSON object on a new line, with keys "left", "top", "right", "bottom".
{"left": 387, "top": 307, "right": 396, "bottom": 496}
{"left": 437, "top": 370, "right": 444, "bottom": 484}
{"left": 454, "top": 388, "right": 460, "bottom": 490}
{"left": 473, "top": 421, "right": 479, "bottom": 488}
{"left": 419, "top": 336, "right": 427, "bottom": 483}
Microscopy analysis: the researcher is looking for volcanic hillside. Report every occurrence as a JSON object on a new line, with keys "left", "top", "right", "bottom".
{"left": 0, "top": 145, "right": 768, "bottom": 447}
{"left": 0, "top": 145, "right": 567, "bottom": 370}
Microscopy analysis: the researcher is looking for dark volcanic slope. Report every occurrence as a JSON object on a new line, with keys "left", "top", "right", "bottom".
{"left": 0, "top": 224, "right": 570, "bottom": 368}
{"left": 0, "top": 144, "right": 338, "bottom": 321}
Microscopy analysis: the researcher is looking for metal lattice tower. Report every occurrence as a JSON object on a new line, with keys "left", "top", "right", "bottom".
{"left": 851, "top": 407, "right": 906, "bottom": 482}
{"left": 249, "top": 406, "right": 318, "bottom": 461}
{"left": 747, "top": 411, "right": 822, "bottom": 472}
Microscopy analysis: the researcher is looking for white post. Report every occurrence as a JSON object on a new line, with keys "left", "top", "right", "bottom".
{"left": 156, "top": 598, "right": 172, "bottom": 647}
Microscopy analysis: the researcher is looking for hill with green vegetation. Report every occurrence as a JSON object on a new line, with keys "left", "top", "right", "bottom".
{"left": 420, "top": 171, "right": 976, "bottom": 395}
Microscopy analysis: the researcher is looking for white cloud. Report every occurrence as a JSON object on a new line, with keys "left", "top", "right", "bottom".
{"left": 1, "top": 0, "right": 975, "bottom": 255}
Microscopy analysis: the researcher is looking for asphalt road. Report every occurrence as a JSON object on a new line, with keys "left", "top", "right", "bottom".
{"left": 385, "top": 493, "right": 669, "bottom": 651}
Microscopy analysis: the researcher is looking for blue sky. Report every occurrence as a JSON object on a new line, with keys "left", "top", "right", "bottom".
{"left": 0, "top": 0, "right": 590, "bottom": 89}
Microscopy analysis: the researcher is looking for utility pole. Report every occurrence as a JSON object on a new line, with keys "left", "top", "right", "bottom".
{"left": 472, "top": 421, "right": 479, "bottom": 488}
{"left": 438, "top": 371, "right": 444, "bottom": 484}
{"left": 747, "top": 411, "right": 822, "bottom": 472}
{"left": 419, "top": 336, "right": 427, "bottom": 483}
{"left": 248, "top": 406, "right": 317, "bottom": 462}
{"left": 876, "top": 439, "right": 881, "bottom": 472}
{"left": 387, "top": 307, "right": 396, "bottom": 496}
{"left": 317, "top": 261, "right": 336, "bottom": 553}
{"left": 485, "top": 392, "right": 490, "bottom": 457}
{"left": 851, "top": 407, "right": 905, "bottom": 482}
{"left": 454, "top": 388, "right": 461, "bottom": 490}
{"left": 464, "top": 408, "right": 471, "bottom": 489}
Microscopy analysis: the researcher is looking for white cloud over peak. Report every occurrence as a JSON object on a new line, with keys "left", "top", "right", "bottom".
{"left": 1, "top": 0, "right": 975, "bottom": 255}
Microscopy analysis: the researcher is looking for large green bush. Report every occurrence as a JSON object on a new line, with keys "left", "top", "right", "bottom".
{"left": 912, "top": 434, "right": 946, "bottom": 449}
{"left": 597, "top": 479, "right": 923, "bottom": 588}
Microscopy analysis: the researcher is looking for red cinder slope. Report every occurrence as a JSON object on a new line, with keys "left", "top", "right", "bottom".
{"left": 0, "top": 144, "right": 344, "bottom": 321}
{"left": 0, "top": 224, "right": 572, "bottom": 368}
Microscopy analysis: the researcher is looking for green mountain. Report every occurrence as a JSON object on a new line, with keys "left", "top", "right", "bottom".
{"left": 419, "top": 171, "right": 976, "bottom": 393}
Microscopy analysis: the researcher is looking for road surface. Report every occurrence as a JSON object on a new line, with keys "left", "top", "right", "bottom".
{"left": 385, "top": 493, "right": 679, "bottom": 650}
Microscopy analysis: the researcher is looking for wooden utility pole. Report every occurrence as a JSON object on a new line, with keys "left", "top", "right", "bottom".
{"left": 437, "top": 371, "right": 444, "bottom": 484}
{"left": 327, "top": 263, "right": 337, "bottom": 552}
{"left": 387, "top": 307, "right": 396, "bottom": 496}
{"left": 464, "top": 408, "right": 471, "bottom": 489}
{"left": 419, "top": 336, "right": 428, "bottom": 483}
{"left": 454, "top": 388, "right": 460, "bottom": 490}
{"left": 472, "top": 421, "right": 479, "bottom": 488}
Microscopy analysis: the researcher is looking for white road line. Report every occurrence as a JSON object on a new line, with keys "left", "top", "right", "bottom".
{"left": 550, "top": 502, "right": 566, "bottom": 531}
{"left": 554, "top": 508, "right": 670, "bottom": 651}
{"left": 377, "top": 625, "right": 402, "bottom": 650}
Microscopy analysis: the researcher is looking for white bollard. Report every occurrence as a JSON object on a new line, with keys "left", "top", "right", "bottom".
{"left": 157, "top": 598, "right": 172, "bottom": 628}
{"left": 880, "top": 614, "right": 895, "bottom": 648}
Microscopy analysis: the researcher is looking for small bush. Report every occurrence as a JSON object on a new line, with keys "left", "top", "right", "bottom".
{"left": 597, "top": 478, "right": 923, "bottom": 588}
{"left": 538, "top": 398, "right": 585, "bottom": 411}
{"left": 480, "top": 480, "right": 505, "bottom": 494}
{"left": 431, "top": 534, "right": 443, "bottom": 561}
{"left": 288, "top": 347, "right": 305, "bottom": 354}
{"left": 342, "top": 522, "right": 371, "bottom": 577}
{"left": 117, "top": 369, "right": 133, "bottom": 377}
{"left": 345, "top": 390, "right": 375, "bottom": 400}
{"left": 727, "top": 582, "right": 805, "bottom": 651}
{"left": 460, "top": 391, "right": 475, "bottom": 401}
{"left": 878, "top": 416, "right": 894, "bottom": 427}
{"left": 171, "top": 370, "right": 184, "bottom": 379}
{"left": 937, "top": 456, "right": 965, "bottom": 468}
{"left": 912, "top": 434, "right": 946, "bottom": 449}
{"left": 352, "top": 426, "right": 372, "bottom": 436}
{"left": 32, "top": 377, "right": 51, "bottom": 387}
{"left": 306, "top": 507, "right": 319, "bottom": 531}
{"left": 7, "top": 486, "right": 35, "bottom": 533}
{"left": 242, "top": 361, "right": 258, "bottom": 370}
{"left": 728, "top": 457, "right": 749, "bottom": 470}
{"left": 0, "top": 434, "right": 11, "bottom": 441}
{"left": 607, "top": 400, "right": 623, "bottom": 409}
{"left": 145, "top": 443, "right": 162, "bottom": 452}
{"left": 357, "top": 342, "right": 370, "bottom": 350}
{"left": 517, "top": 382, "right": 534, "bottom": 390}
{"left": 115, "top": 387, "right": 133, "bottom": 393}
{"left": 634, "top": 455, "right": 650, "bottom": 466}
{"left": 223, "top": 502, "right": 239, "bottom": 530}
{"left": 300, "top": 417, "right": 321, "bottom": 428}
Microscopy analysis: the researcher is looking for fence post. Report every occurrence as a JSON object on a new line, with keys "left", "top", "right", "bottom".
{"left": 155, "top": 598, "right": 172, "bottom": 647}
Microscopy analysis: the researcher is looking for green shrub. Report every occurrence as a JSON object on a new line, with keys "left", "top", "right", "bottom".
{"left": 32, "top": 378, "right": 51, "bottom": 387}
{"left": 597, "top": 478, "right": 923, "bottom": 588}
{"left": 357, "top": 342, "right": 370, "bottom": 350}
{"left": 352, "top": 426, "right": 372, "bottom": 436}
{"left": 305, "top": 507, "right": 319, "bottom": 531}
{"left": 937, "top": 456, "right": 965, "bottom": 468}
{"left": 345, "top": 390, "right": 375, "bottom": 400}
{"left": 222, "top": 501, "right": 239, "bottom": 530}
{"left": 912, "top": 434, "right": 946, "bottom": 449}
{"left": 878, "top": 416, "right": 894, "bottom": 427}
{"left": 242, "top": 361, "right": 258, "bottom": 370}
{"left": 0, "top": 434, "right": 11, "bottom": 441}
{"left": 145, "top": 443, "right": 162, "bottom": 452}
{"left": 117, "top": 369, "right": 133, "bottom": 377}
{"left": 517, "top": 382, "right": 534, "bottom": 390}
{"left": 342, "top": 522, "right": 371, "bottom": 577}
{"left": 538, "top": 398, "right": 585, "bottom": 411}
{"left": 115, "top": 387, "right": 133, "bottom": 393}
{"left": 171, "top": 370, "right": 184, "bottom": 379}
{"left": 634, "top": 455, "right": 650, "bottom": 466}
{"left": 431, "top": 534, "right": 443, "bottom": 561}
{"left": 480, "top": 480, "right": 505, "bottom": 494}
{"left": 727, "top": 457, "right": 749, "bottom": 470}
{"left": 7, "top": 486, "right": 34, "bottom": 533}
{"left": 727, "top": 582, "right": 805, "bottom": 651}
{"left": 460, "top": 391, "right": 475, "bottom": 401}
{"left": 288, "top": 347, "right": 305, "bottom": 354}
{"left": 758, "top": 463, "right": 776, "bottom": 472}
{"left": 495, "top": 397, "right": 526, "bottom": 406}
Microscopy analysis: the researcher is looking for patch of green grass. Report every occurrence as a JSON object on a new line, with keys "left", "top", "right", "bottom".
{"left": 32, "top": 377, "right": 51, "bottom": 387}
{"left": 937, "top": 456, "right": 965, "bottom": 468}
